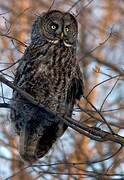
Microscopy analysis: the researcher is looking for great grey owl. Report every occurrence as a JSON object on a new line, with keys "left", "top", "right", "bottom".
{"left": 10, "top": 10, "right": 83, "bottom": 163}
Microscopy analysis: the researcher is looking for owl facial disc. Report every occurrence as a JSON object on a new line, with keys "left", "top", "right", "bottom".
{"left": 40, "top": 10, "right": 78, "bottom": 47}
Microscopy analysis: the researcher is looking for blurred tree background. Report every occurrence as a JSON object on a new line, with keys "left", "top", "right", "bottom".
{"left": 0, "top": 0, "right": 124, "bottom": 179}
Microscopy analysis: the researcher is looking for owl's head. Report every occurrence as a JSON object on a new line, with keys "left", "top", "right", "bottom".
{"left": 31, "top": 10, "right": 78, "bottom": 47}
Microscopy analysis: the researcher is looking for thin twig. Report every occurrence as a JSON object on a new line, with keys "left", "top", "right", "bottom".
{"left": 11, "top": 39, "right": 24, "bottom": 54}
{"left": 76, "top": 0, "right": 95, "bottom": 17}
{"left": 83, "top": 95, "right": 114, "bottom": 134}
{"left": 89, "top": 54, "right": 124, "bottom": 76}
{"left": 0, "top": 59, "right": 21, "bottom": 73}
{"left": 79, "top": 26, "right": 113, "bottom": 60}
{"left": 0, "top": 11, "right": 10, "bottom": 16}
{"left": 68, "top": 0, "right": 83, "bottom": 12}
{"left": 86, "top": 75, "right": 119, "bottom": 98}
{"left": 48, "top": 0, "right": 56, "bottom": 11}
{"left": 0, "top": 33, "right": 27, "bottom": 47}
{"left": 79, "top": 28, "right": 124, "bottom": 76}
{"left": 0, "top": 82, "right": 5, "bottom": 103}
{"left": 0, "top": 103, "right": 10, "bottom": 108}
{"left": 100, "top": 78, "right": 119, "bottom": 111}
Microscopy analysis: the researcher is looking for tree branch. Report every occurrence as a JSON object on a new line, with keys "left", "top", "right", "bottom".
{"left": 0, "top": 103, "right": 10, "bottom": 108}
{"left": 0, "top": 75, "right": 124, "bottom": 146}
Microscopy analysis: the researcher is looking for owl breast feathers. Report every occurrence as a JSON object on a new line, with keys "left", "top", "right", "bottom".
{"left": 10, "top": 10, "right": 83, "bottom": 163}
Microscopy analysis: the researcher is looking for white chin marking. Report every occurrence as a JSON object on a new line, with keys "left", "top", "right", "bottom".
{"left": 48, "top": 39, "right": 59, "bottom": 44}
{"left": 47, "top": 38, "right": 72, "bottom": 47}
{"left": 64, "top": 41, "right": 72, "bottom": 47}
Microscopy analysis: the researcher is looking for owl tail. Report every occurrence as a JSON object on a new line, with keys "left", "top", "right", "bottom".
{"left": 19, "top": 122, "right": 39, "bottom": 163}
{"left": 19, "top": 115, "right": 67, "bottom": 163}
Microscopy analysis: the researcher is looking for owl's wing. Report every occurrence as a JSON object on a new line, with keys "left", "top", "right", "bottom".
{"left": 75, "top": 64, "right": 84, "bottom": 100}
{"left": 68, "top": 76, "right": 83, "bottom": 104}
{"left": 73, "top": 63, "right": 83, "bottom": 100}
{"left": 13, "top": 59, "right": 25, "bottom": 86}
{"left": 13, "top": 45, "right": 32, "bottom": 86}
{"left": 66, "top": 64, "right": 84, "bottom": 115}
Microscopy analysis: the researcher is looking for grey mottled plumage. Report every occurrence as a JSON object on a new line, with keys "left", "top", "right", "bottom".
{"left": 10, "top": 10, "right": 83, "bottom": 163}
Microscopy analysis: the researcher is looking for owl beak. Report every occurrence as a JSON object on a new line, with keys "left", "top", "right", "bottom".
{"left": 60, "top": 32, "right": 64, "bottom": 40}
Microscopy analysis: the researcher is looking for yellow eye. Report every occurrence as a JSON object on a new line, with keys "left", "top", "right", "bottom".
{"left": 51, "top": 25, "right": 56, "bottom": 30}
{"left": 65, "top": 27, "right": 69, "bottom": 32}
